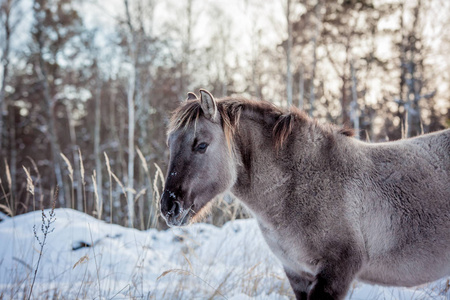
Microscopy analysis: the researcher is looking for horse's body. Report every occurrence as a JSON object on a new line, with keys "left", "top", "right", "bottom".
{"left": 160, "top": 90, "right": 450, "bottom": 300}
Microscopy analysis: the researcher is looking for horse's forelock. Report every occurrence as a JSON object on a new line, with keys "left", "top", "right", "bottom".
{"left": 168, "top": 100, "right": 202, "bottom": 134}
{"left": 168, "top": 99, "right": 239, "bottom": 154}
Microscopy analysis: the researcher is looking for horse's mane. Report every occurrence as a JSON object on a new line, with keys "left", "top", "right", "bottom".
{"left": 169, "top": 97, "right": 354, "bottom": 151}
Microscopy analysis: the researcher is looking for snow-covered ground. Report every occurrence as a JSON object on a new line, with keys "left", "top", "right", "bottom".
{"left": 0, "top": 208, "right": 448, "bottom": 299}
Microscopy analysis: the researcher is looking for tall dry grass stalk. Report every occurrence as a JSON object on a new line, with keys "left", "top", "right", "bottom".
{"left": 60, "top": 153, "right": 74, "bottom": 209}
{"left": 136, "top": 147, "right": 151, "bottom": 230}
{"left": 365, "top": 130, "right": 371, "bottom": 142}
{"left": 88, "top": 223, "right": 102, "bottom": 299}
{"left": 136, "top": 148, "right": 148, "bottom": 174}
{"left": 27, "top": 157, "right": 44, "bottom": 210}
{"left": 92, "top": 171, "right": 102, "bottom": 220}
{"left": 23, "top": 166, "right": 35, "bottom": 214}
{"left": 6, "top": 160, "right": 13, "bottom": 212}
{"left": 402, "top": 111, "right": 408, "bottom": 139}
{"left": 104, "top": 152, "right": 113, "bottom": 224}
{"left": 0, "top": 159, "right": 13, "bottom": 217}
{"left": 134, "top": 187, "right": 146, "bottom": 229}
{"left": 157, "top": 268, "right": 227, "bottom": 299}
{"left": 29, "top": 189, "right": 57, "bottom": 300}
{"left": 108, "top": 162, "right": 134, "bottom": 227}
{"left": 78, "top": 148, "right": 86, "bottom": 213}
{"left": 148, "top": 163, "right": 164, "bottom": 229}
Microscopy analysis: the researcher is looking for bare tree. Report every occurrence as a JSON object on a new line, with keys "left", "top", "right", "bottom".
{"left": 350, "top": 60, "right": 360, "bottom": 139}
{"left": 285, "top": 0, "right": 293, "bottom": 106}
{"left": 0, "top": 0, "right": 21, "bottom": 156}
{"left": 93, "top": 61, "right": 103, "bottom": 217}
{"left": 404, "top": 0, "right": 424, "bottom": 137}
{"left": 180, "top": 0, "right": 194, "bottom": 97}
{"left": 298, "top": 64, "right": 304, "bottom": 108}
{"left": 309, "top": 1, "right": 322, "bottom": 116}
{"left": 32, "top": 0, "right": 66, "bottom": 205}
{"left": 124, "top": 0, "right": 137, "bottom": 227}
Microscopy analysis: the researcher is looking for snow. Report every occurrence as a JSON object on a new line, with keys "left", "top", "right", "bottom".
{"left": 0, "top": 208, "right": 448, "bottom": 299}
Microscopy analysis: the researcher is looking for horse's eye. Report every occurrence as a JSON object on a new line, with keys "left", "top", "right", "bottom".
{"left": 196, "top": 142, "right": 208, "bottom": 153}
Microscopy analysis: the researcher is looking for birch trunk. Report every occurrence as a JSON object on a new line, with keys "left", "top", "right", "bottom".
{"left": 33, "top": 0, "right": 65, "bottom": 205}
{"left": 65, "top": 104, "right": 81, "bottom": 209}
{"left": 286, "top": 0, "right": 293, "bottom": 107}
{"left": 126, "top": 71, "right": 135, "bottom": 227}
{"left": 94, "top": 71, "right": 103, "bottom": 219}
{"left": 8, "top": 105, "right": 16, "bottom": 213}
{"left": 309, "top": 36, "right": 317, "bottom": 116}
{"left": 350, "top": 61, "right": 360, "bottom": 139}
{"left": 406, "top": 0, "right": 422, "bottom": 138}
{"left": 124, "top": 0, "right": 136, "bottom": 227}
{"left": 0, "top": 0, "right": 18, "bottom": 157}
{"left": 0, "top": 30, "right": 9, "bottom": 156}
{"left": 180, "top": 0, "right": 193, "bottom": 98}
{"left": 298, "top": 65, "right": 304, "bottom": 109}
{"left": 309, "top": 2, "right": 321, "bottom": 116}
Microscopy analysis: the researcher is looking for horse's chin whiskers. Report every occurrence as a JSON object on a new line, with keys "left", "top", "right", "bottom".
{"left": 189, "top": 204, "right": 195, "bottom": 214}
{"left": 175, "top": 203, "right": 193, "bottom": 225}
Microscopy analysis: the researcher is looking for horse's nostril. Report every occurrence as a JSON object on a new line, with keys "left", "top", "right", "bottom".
{"left": 168, "top": 201, "right": 179, "bottom": 216}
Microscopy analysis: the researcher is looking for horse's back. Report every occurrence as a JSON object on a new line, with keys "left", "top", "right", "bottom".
{"left": 355, "top": 129, "right": 450, "bottom": 286}
{"left": 363, "top": 129, "right": 450, "bottom": 196}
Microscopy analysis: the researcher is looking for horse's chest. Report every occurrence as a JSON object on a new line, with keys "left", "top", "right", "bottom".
{"left": 257, "top": 221, "right": 318, "bottom": 275}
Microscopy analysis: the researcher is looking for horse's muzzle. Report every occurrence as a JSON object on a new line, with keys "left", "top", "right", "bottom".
{"left": 160, "top": 194, "right": 190, "bottom": 227}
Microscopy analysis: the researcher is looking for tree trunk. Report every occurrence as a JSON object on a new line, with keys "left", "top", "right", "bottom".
{"left": 309, "top": 1, "right": 321, "bottom": 116}
{"left": 38, "top": 53, "right": 65, "bottom": 206}
{"left": 33, "top": 0, "right": 65, "bottom": 206}
{"left": 341, "top": 75, "right": 350, "bottom": 125}
{"left": 124, "top": 0, "right": 136, "bottom": 227}
{"left": 298, "top": 65, "right": 304, "bottom": 109}
{"left": 406, "top": 0, "right": 422, "bottom": 138}
{"left": 108, "top": 80, "right": 119, "bottom": 222}
{"left": 126, "top": 71, "right": 135, "bottom": 227}
{"left": 350, "top": 61, "right": 360, "bottom": 139}
{"left": 0, "top": 0, "right": 15, "bottom": 158}
{"left": 8, "top": 104, "right": 16, "bottom": 213}
{"left": 309, "top": 35, "right": 317, "bottom": 116}
{"left": 0, "top": 40, "right": 9, "bottom": 157}
{"left": 286, "top": 0, "right": 293, "bottom": 107}
{"left": 65, "top": 104, "right": 80, "bottom": 209}
{"left": 94, "top": 71, "right": 103, "bottom": 219}
{"left": 180, "top": 0, "right": 193, "bottom": 98}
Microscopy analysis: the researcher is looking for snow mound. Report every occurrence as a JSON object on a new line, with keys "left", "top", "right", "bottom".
{"left": 0, "top": 208, "right": 448, "bottom": 299}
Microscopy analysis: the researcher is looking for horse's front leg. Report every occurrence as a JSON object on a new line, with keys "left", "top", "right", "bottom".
{"left": 284, "top": 268, "right": 314, "bottom": 300}
{"left": 308, "top": 250, "right": 363, "bottom": 300}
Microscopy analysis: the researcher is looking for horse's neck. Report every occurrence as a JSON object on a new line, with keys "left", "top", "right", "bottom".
{"left": 230, "top": 115, "right": 320, "bottom": 222}
{"left": 230, "top": 113, "right": 360, "bottom": 226}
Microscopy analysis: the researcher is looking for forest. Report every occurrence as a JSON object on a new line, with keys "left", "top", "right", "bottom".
{"left": 0, "top": 0, "right": 449, "bottom": 229}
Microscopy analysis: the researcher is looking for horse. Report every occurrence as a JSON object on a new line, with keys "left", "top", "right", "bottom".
{"left": 160, "top": 89, "right": 450, "bottom": 300}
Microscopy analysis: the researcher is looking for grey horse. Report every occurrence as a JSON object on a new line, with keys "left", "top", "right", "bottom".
{"left": 160, "top": 89, "right": 450, "bottom": 300}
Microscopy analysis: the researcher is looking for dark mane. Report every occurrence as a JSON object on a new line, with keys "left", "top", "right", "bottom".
{"left": 169, "top": 97, "right": 354, "bottom": 150}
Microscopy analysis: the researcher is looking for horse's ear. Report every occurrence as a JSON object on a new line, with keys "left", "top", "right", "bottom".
{"left": 199, "top": 89, "right": 218, "bottom": 121}
{"left": 186, "top": 92, "right": 198, "bottom": 101}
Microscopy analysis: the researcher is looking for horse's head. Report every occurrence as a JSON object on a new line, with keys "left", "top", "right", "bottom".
{"left": 160, "top": 90, "right": 237, "bottom": 227}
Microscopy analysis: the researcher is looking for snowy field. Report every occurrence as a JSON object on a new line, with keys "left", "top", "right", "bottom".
{"left": 0, "top": 208, "right": 448, "bottom": 299}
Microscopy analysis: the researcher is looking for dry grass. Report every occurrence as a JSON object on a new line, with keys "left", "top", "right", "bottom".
{"left": 0, "top": 150, "right": 258, "bottom": 300}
